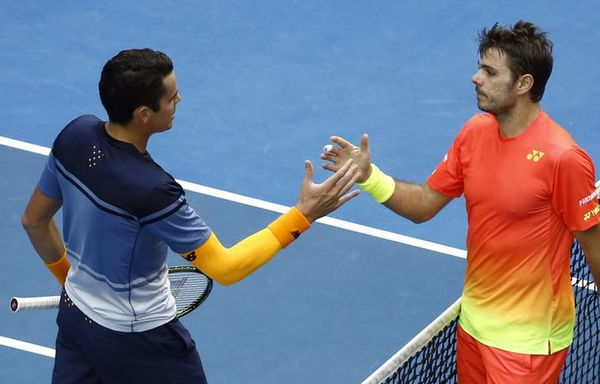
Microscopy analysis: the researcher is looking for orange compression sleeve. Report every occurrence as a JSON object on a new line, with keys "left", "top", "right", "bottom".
{"left": 180, "top": 208, "right": 311, "bottom": 285}
{"left": 45, "top": 248, "right": 70, "bottom": 285}
{"left": 267, "top": 207, "right": 311, "bottom": 248}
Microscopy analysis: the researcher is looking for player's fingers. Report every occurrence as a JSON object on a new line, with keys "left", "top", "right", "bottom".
{"left": 320, "top": 152, "right": 340, "bottom": 165}
{"left": 321, "top": 159, "right": 352, "bottom": 188}
{"left": 336, "top": 162, "right": 361, "bottom": 192}
{"left": 337, "top": 189, "right": 361, "bottom": 206}
{"left": 330, "top": 136, "right": 355, "bottom": 150}
{"left": 332, "top": 159, "right": 355, "bottom": 183}
{"left": 327, "top": 161, "right": 359, "bottom": 196}
{"left": 322, "top": 144, "right": 336, "bottom": 154}
{"left": 321, "top": 163, "right": 339, "bottom": 172}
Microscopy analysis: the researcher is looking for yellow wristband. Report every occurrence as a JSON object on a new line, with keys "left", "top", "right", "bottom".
{"left": 45, "top": 248, "right": 70, "bottom": 285}
{"left": 357, "top": 163, "right": 395, "bottom": 203}
{"left": 267, "top": 207, "right": 311, "bottom": 248}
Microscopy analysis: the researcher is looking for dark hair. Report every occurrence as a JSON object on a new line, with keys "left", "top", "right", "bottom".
{"left": 478, "top": 21, "right": 553, "bottom": 102}
{"left": 99, "top": 49, "right": 174, "bottom": 124}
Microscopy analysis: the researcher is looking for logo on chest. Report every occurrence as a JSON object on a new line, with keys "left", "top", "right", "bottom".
{"left": 526, "top": 149, "right": 544, "bottom": 162}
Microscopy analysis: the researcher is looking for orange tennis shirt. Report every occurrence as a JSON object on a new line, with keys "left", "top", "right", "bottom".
{"left": 427, "top": 111, "right": 600, "bottom": 354}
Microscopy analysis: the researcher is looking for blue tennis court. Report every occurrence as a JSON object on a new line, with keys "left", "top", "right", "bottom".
{"left": 1, "top": 2, "right": 599, "bottom": 383}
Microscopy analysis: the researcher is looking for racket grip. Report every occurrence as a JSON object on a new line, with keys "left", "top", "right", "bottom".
{"left": 10, "top": 296, "right": 60, "bottom": 312}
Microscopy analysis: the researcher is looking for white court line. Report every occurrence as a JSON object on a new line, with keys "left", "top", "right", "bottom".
{"left": 0, "top": 135, "right": 467, "bottom": 356}
{"left": 0, "top": 136, "right": 50, "bottom": 156}
{"left": 1, "top": 135, "right": 468, "bottom": 259}
{"left": 178, "top": 180, "right": 467, "bottom": 258}
{"left": 0, "top": 336, "right": 55, "bottom": 358}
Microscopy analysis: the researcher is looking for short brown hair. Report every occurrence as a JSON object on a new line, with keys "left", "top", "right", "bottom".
{"left": 478, "top": 21, "right": 553, "bottom": 102}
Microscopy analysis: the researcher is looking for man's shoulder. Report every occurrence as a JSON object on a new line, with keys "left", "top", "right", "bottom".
{"left": 464, "top": 112, "right": 497, "bottom": 128}
{"left": 54, "top": 114, "right": 103, "bottom": 147}
{"left": 533, "top": 112, "right": 579, "bottom": 153}
{"left": 50, "top": 114, "right": 182, "bottom": 217}
{"left": 63, "top": 114, "right": 102, "bottom": 132}
{"left": 455, "top": 113, "right": 497, "bottom": 142}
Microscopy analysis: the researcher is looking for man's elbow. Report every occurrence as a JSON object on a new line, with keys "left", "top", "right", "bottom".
{"left": 212, "top": 274, "right": 241, "bottom": 286}
{"left": 203, "top": 265, "right": 245, "bottom": 286}
{"left": 21, "top": 213, "right": 41, "bottom": 233}
{"left": 407, "top": 211, "right": 436, "bottom": 224}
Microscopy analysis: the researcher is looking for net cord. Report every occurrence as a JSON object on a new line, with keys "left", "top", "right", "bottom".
{"left": 361, "top": 297, "right": 462, "bottom": 384}
{"left": 572, "top": 277, "right": 596, "bottom": 291}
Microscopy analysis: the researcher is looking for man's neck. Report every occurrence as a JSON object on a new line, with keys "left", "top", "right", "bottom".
{"left": 105, "top": 121, "right": 150, "bottom": 153}
{"left": 496, "top": 102, "right": 542, "bottom": 138}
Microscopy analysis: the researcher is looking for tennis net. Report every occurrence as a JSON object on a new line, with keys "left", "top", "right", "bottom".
{"left": 361, "top": 241, "right": 599, "bottom": 384}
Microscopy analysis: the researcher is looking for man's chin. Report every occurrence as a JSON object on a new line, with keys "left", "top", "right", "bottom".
{"left": 476, "top": 102, "right": 492, "bottom": 113}
{"left": 156, "top": 124, "right": 173, "bottom": 133}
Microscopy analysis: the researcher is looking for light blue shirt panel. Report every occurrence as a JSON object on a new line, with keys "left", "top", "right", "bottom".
{"left": 144, "top": 201, "right": 212, "bottom": 254}
{"left": 59, "top": 175, "right": 150, "bottom": 287}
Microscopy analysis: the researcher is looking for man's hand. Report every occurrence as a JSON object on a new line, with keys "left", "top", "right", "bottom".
{"left": 295, "top": 159, "right": 360, "bottom": 223}
{"left": 321, "top": 134, "right": 372, "bottom": 183}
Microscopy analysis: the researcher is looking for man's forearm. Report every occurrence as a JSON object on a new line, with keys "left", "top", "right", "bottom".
{"left": 574, "top": 225, "right": 600, "bottom": 290}
{"left": 583, "top": 247, "right": 600, "bottom": 291}
{"left": 383, "top": 181, "right": 453, "bottom": 224}
{"left": 22, "top": 187, "right": 65, "bottom": 264}
{"left": 23, "top": 219, "right": 65, "bottom": 264}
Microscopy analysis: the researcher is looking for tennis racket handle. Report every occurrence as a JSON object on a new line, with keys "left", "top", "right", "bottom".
{"left": 10, "top": 296, "right": 60, "bottom": 312}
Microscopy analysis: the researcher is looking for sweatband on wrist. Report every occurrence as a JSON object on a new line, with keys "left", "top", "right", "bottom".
{"left": 45, "top": 248, "right": 70, "bottom": 285}
{"left": 357, "top": 163, "right": 395, "bottom": 203}
{"left": 267, "top": 207, "right": 311, "bottom": 248}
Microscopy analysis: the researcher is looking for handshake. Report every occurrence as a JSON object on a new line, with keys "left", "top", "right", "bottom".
{"left": 294, "top": 134, "right": 395, "bottom": 224}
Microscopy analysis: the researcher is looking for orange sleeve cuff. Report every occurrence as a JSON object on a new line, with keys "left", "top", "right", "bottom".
{"left": 267, "top": 207, "right": 311, "bottom": 248}
{"left": 45, "top": 248, "right": 70, "bottom": 285}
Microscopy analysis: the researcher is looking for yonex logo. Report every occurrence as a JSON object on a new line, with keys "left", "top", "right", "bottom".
{"left": 526, "top": 150, "right": 544, "bottom": 162}
{"left": 584, "top": 205, "right": 600, "bottom": 221}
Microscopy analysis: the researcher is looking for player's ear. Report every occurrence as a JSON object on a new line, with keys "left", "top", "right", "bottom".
{"left": 133, "top": 105, "right": 151, "bottom": 124}
{"left": 516, "top": 74, "right": 534, "bottom": 96}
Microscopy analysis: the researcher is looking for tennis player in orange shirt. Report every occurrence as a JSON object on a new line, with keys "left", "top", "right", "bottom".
{"left": 321, "top": 21, "right": 600, "bottom": 384}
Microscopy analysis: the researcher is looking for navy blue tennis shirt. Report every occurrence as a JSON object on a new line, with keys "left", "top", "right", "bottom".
{"left": 38, "top": 114, "right": 212, "bottom": 332}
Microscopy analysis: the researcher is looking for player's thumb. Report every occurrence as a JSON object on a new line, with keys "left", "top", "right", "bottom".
{"left": 360, "top": 134, "right": 370, "bottom": 153}
{"left": 303, "top": 160, "right": 314, "bottom": 183}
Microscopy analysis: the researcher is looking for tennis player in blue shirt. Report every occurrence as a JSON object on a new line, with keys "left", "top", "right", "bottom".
{"left": 21, "top": 48, "right": 361, "bottom": 384}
